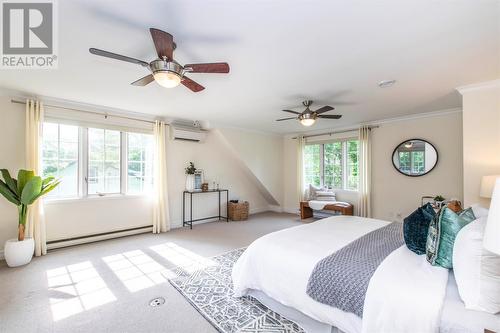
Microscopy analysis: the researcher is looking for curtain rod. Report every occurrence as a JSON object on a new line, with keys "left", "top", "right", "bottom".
{"left": 292, "top": 125, "right": 379, "bottom": 139}
{"left": 10, "top": 98, "right": 159, "bottom": 125}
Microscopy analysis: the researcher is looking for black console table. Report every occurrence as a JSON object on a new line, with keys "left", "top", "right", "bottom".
{"left": 182, "top": 189, "right": 229, "bottom": 229}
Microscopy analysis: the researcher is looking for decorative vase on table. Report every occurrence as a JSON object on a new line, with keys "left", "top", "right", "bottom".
{"left": 186, "top": 174, "right": 195, "bottom": 191}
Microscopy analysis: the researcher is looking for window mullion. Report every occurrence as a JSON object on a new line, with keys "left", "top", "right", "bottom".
{"left": 121, "top": 133, "right": 127, "bottom": 194}
{"left": 320, "top": 144, "right": 325, "bottom": 188}
{"left": 81, "top": 128, "right": 89, "bottom": 198}
{"left": 342, "top": 140, "right": 347, "bottom": 190}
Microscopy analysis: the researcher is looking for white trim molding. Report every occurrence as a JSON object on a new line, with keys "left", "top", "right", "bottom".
{"left": 456, "top": 79, "right": 500, "bottom": 94}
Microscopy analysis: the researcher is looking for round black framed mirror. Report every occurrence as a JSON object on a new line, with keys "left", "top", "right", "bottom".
{"left": 392, "top": 139, "right": 438, "bottom": 177}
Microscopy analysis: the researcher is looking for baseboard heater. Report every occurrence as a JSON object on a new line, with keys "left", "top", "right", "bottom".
{"left": 46, "top": 225, "right": 153, "bottom": 250}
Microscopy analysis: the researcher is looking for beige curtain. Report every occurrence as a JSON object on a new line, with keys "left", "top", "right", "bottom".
{"left": 297, "top": 135, "right": 306, "bottom": 202}
{"left": 25, "top": 100, "right": 47, "bottom": 256}
{"left": 358, "top": 126, "right": 372, "bottom": 217}
{"left": 152, "top": 121, "right": 170, "bottom": 233}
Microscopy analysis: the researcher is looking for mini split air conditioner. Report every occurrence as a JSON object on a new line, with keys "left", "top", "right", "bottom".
{"left": 170, "top": 125, "right": 207, "bottom": 142}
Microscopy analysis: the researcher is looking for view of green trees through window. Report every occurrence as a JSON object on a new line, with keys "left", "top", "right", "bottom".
{"left": 304, "top": 144, "right": 321, "bottom": 186}
{"left": 324, "top": 142, "right": 342, "bottom": 188}
{"left": 303, "top": 139, "right": 359, "bottom": 190}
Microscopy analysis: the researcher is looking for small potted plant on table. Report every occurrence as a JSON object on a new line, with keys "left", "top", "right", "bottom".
{"left": 0, "top": 169, "right": 59, "bottom": 267}
{"left": 185, "top": 162, "right": 196, "bottom": 191}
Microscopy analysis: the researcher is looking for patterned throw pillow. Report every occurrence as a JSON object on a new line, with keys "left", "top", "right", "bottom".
{"left": 426, "top": 207, "right": 476, "bottom": 269}
{"left": 403, "top": 203, "right": 436, "bottom": 255}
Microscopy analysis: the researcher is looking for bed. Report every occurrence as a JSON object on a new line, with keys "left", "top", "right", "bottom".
{"left": 231, "top": 215, "right": 500, "bottom": 333}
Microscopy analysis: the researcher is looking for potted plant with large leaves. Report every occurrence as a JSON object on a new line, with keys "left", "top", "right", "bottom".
{"left": 0, "top": 169, "right": 59, "bottom": 267}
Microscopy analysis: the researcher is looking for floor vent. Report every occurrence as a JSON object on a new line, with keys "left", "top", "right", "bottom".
{"left": 149, "top": 297, "right": 166, "bottom": 307}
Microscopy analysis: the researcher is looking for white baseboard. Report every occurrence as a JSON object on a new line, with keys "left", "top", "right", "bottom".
{"left": 47, "top": 226, "right": 153, "bottom": 250}
{"left": 283, "top": 206, "right": 299, "bottom": 214}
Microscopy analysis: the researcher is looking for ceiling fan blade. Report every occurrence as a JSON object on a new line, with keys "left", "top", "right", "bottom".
{"left": 131, "top": 74, "right": 155, "bottom": 86}
{"left": 317, "top": 114, "right": 342, "bottom": 119}
{"left": 150, "top": 28, "right": 174, "bottom": 60}
{"left": 276, "top": 117, "right": 297, "bottom": 121}
{"left": 182, "top": 76, "right": 205, "bottom": 92}
{"left": 184, "top": 62, "right": 230, "bottom": 73}
{"left": 314, "top": 106, "right": 335, "bottom": 114}
{"left": 89, "top": 48, "right": 149, "bottom": 67}
{"left": 282, "top": 109, "right": 301, "bottom": 115}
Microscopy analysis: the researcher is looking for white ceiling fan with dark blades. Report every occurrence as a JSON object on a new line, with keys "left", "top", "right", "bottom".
{"left": 89, "top": 28, "right": 230, "bottom": 92}
{"left": 276, "top": 100, "right": 342, "bottom": 126}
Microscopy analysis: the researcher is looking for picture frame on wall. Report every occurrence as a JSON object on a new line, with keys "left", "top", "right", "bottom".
{"left": 194, "top": 170, "right": 204, "bottom": 191}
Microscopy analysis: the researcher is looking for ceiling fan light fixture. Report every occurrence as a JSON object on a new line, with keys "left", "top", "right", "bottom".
{"left": 300, "top": 118, "right": 316, "bottom": 126}
{"left": 153, "top": 71, "right": 181, "bottom": 88}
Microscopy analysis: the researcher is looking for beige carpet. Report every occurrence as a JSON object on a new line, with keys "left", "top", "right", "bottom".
{"left": 0, "top": 212, "right": 302, "bottom": 333}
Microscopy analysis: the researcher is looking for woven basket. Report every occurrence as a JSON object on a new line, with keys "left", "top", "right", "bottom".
{"left": 228, "top": 201, "right": 249, "bottom": 221}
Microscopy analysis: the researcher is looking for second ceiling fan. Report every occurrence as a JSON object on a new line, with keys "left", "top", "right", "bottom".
{"left": 277, "top": 100, "right": 342, "bottom": 126}
{"left": 89, "top": 28, "right": 230, "bottom": 92}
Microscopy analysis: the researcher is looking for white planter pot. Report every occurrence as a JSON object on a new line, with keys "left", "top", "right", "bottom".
{"left": 186, "top": 174, "right": 195, "bottom": 191}
{"left": 4, "top": 238, "right": 34, "bottom": 267}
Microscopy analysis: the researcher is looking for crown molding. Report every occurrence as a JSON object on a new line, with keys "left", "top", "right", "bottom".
{"left": 286, "top": 107, "right": 462, "bottom": 138}
{"left": 456, "top": 79, "right": 500, "bottom": 94}
{"left": 369, "top": 107, "right": 462, "bottom": 126}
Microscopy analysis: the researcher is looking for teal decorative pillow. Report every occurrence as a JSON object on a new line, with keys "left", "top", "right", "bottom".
{"left": 426, "top": 207, "right": 476, "bottom": 268}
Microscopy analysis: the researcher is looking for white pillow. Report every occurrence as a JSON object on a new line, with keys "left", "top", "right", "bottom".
{"left": 308, "top": 184, "right": 323, "bottom": 200}
{"left": 471, "top": 203, "right": 489, "bottom": 218}
{"left": 453, "top": 216, "right": 500, "bottom": 314}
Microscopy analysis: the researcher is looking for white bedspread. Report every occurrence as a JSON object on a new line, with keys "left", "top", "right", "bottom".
{"left": 362, "top": 246, "right": 449, "bottom": 333}
{"left": 232, "top": 216, "right": 388, "bottom": 333}
{"left": 232, "top": 215, "right": 451, "bottom": 333}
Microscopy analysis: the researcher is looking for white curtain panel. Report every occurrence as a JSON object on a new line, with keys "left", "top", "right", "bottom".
{"left": 358, "top": 126, "right": 372, "bottom": 217}
{"left": 297, "top": 135, "right": 306, "bottom": 202}
{"left": 152, "top": 121, "right": 170, "bottom": 233}
{"left": 25, "top": 100, "right": 47, "bottom": 256}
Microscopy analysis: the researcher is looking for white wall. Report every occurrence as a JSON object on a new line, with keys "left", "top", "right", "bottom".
{"left": 218, "top": 128, "right": 284, "bottom": 206}
{"left": 0, "top": 95, "right": 25, "bottom": 252}
{"left": 459, "top": 80, "right": 500, "bottom": 207}
{"left": 283, "top": 111, "right": 464, "bottom": 221}
{"left": 371, "top": 112, "right": 463, "bottom": 221}
{"left": 0, "top": 94, "right": 277, "bottom": 253}
{"left": 41, "top": 128, "right": 274, "bottom": 240}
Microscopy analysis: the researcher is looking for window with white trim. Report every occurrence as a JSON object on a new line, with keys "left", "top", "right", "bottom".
{"left": 41, "top": 122, "right": 154, "bottom": 199}
{"left": 42, "top": 123, "right": 79, "bottom": 198}
{"left": 303, "top": 139, "right": 359, "bottom": 191}
{"left": 88, "top": 128, "right": 121, "bottom": 195}
{"left": 127, "top": 133, "right": 154, "bottom": 194}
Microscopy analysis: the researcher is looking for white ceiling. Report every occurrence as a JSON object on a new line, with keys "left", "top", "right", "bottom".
{"left": 1, "top": 0, "right": 499, "bottom": 134}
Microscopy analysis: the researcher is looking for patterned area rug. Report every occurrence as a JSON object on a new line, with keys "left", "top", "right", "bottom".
{"left": 169, "top": 248, "right": 305, "bottom": 333}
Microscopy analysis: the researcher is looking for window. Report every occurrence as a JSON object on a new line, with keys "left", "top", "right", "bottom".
{"left": 127, "top": 133, "right": 154, "bottom": 194}
{"left": 303, "top": 139, "right": 359, "bottom": 191}
{"left": 41, "top": 122, "right": 154, "bottom": 199}
{"left": 324, "top": 142, "right": 342, "bottom": 189}
{"left": 398, "top": 152, "right": 411, "bottom": 173}
{"left": 88, "top": 128, "right": 121, "bottom": 195}
{"left": 411, "top": 151, "right": 425, "bottom": 174}
{"left": 397, "top": 150, "right": 425, "bottom": 175}
{"left": 304, "top": 144, "right": 321, "bottom": 187}
{"left": 346, "top": 140, "right": 359, "bottom": 190}
{"left": 42, "top": 123, "right": 79, "bottom": 197}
